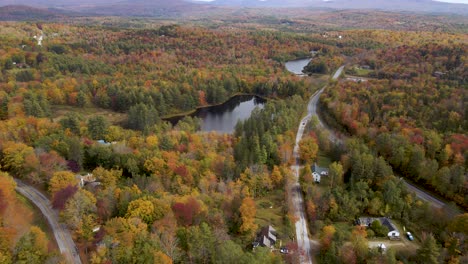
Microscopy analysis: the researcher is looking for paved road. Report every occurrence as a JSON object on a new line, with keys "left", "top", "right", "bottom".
{"left": 290, "top": 66, "right": 344, "bottom": 264}
{"left": 306, "top": 66, "right": 345, "bottom": 144}
{"left": 14, "top": 179, "right": 82, "bottom": 264}
{"left": 402, "top": 180, "right": 445, "bottom": 208}
{"left": 305, "top": 66, "right": 446, "bottom": 209}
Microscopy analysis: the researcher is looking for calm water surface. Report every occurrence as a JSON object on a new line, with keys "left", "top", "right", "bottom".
{"left": 167, "top": 95, "right": 266, "bottom": 134}
{"left": 285, "top": 58, "right": 312, "bottom": 75}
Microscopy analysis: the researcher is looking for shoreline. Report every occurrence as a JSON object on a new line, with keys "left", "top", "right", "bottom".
{"left": 162, "top": 92, "right": 270, "bottom": 120}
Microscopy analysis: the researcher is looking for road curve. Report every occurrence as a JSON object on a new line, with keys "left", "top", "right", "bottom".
{"left": 290, "top": 66, "right": 344, "bottom": 264}
{"left": 307, "top": 66, "right": 344, "bottom": 144}
{"left": 306, "top": 67, "right": 446, "bottom": 209}
{"left": 14, "top": 179, "right": 82, "bottom": 264}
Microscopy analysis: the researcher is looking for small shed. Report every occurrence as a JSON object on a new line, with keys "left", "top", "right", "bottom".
{"left": 378, "top": 243, "right": 386, "bottom": 253}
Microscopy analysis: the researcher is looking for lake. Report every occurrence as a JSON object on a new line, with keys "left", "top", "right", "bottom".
{"left": 166, "top": 95, "right": 266, "bottom": 134}
{"left": 285, "top": 58, "right": 312, "bottom": 75}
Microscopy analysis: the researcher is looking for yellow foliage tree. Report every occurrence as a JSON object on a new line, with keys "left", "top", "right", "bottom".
{"left": 239, "top": 197, "right": 257, "bottom": 235}
{"left": 271, "top": 166, "right": 283, "bottom": 187}
{"left": 49, "top": 171, "right": 78, "bottom": 195}
{"left": 154, "top": 251, "right": 173, "bottom": 264}
{"left": 1, "top": 141, "right": 36, "bottom": 176}
{"left": 299, "top": 137, "right": 319, "bottom": 163}
{"left": 320, "top": 225, "right": 336, "bottom": 250}
{"left": 29, "top": 226, "right": 48, "bottom": 253}
{"left": 92, "top": 167, "right": 121, "bottom": 188}
{"left": 146, "top": 135, "right": 159, "bottom": 148}
{"left": 126, "top": 199, "right": 156, "bottom": 224}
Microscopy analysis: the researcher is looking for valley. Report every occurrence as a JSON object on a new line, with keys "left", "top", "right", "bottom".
{"left": 0, "top": 1, "right": 466, "bottom": 264}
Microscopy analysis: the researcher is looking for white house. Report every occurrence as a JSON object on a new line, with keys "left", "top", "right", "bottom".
{"left": 312, "top": 172, "right": 321, "bottom": 183}
{"left": 358, "top": 217, "right": 400, "bottom": 240}
{"left": 311, "top": 163, "right": 328, "bottom": 184}
{"left": 381, "top": 218, "right": 400, "bottom": 240}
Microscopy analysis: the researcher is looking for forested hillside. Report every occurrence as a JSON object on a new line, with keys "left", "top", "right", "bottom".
{"left": 0, "top": 20, "right": 321, "bottom": 263}
{"left": 0, "top": 16, "right": 466, "bottom": 264}
{"left": 319, "top": 31, "right": 467, "bottom": 207}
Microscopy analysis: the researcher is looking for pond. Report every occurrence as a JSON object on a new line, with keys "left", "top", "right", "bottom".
{"left": 166, "top": 95, "right": 266, "bottom": 134}
{"left": 285, "top": 58, "right": 312, "bottom": 75}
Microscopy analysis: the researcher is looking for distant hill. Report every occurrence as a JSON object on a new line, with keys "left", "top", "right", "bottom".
{"left": 0, "top": 0, "right": 121, "bottom": 8}
{"left": 0, "top": 0, "right": 219, "bottom": 18}
{"left": 0, "top": 0, "right": 466, "bottom": 17}
{"left": 0, "top": 5, "right": 68, "bottom": 20}
{"left": 208, "top": 0, "right": 468, "bottom": 14}
{"left": 73, "top": 0, "right": 219, "bottom": 17}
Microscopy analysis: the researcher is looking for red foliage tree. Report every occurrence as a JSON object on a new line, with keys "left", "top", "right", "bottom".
{"left": 172, "top": 197, "right": 201, "bottom": 226}
{"left": 52, "top": 185, "right": 78, "bottom": 210}
{"left": 0, "top": 189, "right": 7, "bottom": 215}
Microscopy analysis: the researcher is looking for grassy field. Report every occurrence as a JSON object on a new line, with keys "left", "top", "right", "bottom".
{"left": 316, "top": 151, "right": 332, "bottom": 168}
{"left": 51, "top": 105, "right": 127, "bottom": 125}
{"left": 345, "top": 66, "right": 374, "bottom": 77}
{"left": 309, "top": 74, "right": 329, "bottom": 90}
{"left": 255, "top": 189, "right": 293, "bottom": 242}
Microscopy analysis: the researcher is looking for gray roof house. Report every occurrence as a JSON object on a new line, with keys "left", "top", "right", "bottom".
{"left": 357, "top": 217, "right": 400, "bottom": 240}
{"left": 312, "top": 163, "right": 329, "bottom": 176}
{"left": 253, "top": 225, "right": 277, "bottom": 249}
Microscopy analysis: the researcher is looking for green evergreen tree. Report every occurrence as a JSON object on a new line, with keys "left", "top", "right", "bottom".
{"left": 88, "top": 116, "right": 109, "bottom": 140}
{"left": 128, "top": 103, "right": 160, "bottom": 131}
{"left": 417, "top": 234, "right": 440, "bottom": 264}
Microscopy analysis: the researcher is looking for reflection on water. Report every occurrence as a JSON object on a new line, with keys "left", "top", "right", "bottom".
{"left": 285, "top": 58, "right": 312, "bottom": 75}
{"left": 166, "top": 95, "right": 266, "bottom": 134}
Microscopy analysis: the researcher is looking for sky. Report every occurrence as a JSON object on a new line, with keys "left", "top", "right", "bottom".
{"left": 436, "top": 0, "right": 468, "bottom": 3}
{"left": 192, "top": 0, "right": 468, "bottom": 3}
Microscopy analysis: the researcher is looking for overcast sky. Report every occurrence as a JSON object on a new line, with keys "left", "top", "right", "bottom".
{"left": 436, "top": 0, "right": 468, "bottom": 3}
{"left": 193, "top": 0, "right": 468, "bottom": 3}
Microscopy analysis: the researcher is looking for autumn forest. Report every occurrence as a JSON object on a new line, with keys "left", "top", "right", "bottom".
{"left": 0, "top": 6, "right": 467, "bottom": 264}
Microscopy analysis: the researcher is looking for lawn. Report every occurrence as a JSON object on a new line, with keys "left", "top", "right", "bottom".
{"left": 309, "top": 74, "right": 329, "bottom": 90}
{"left": 255, "top": 189, "right": 292, "bottom": 241}
{"left": 346, "top": 66, "right": 374, "bottom": 77}
{"left": 354, "top": 68, "right": 373, "bottom": 76}
{"left": 316, "top": 151, "right": 332, "bottom": 168}
{"left": 51, "top": 105, "right": 128, "bottom": 125}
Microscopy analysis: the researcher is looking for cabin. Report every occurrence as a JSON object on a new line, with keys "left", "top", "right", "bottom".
{"left": 253, "top": 225, "right": 277, "bottom": 249}
{"left": 76, "top": 173, "right": 97, "bottom": 188}
{"left": 357, "top": 217, "right": 400, "bottom": 240}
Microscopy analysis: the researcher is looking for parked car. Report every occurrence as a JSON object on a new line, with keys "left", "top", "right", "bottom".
{"left": 280, "top": 247, "right": 289, "bottom": 254}
{"left": 406, "top": 232, "right": 414, "bottom": 241}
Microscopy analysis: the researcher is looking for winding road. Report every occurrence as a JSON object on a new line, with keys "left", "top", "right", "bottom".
{"left": 302, "top": 66, "right": 446, "bottom": 209}
{"left": 291, "top": 66, "right": 344, "bottom": 264}
{"left": 14, "top": 179, "right": 82, "bottom": 264}
{"left": 291, "top": 65, "right": 446, "bottom": 263}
